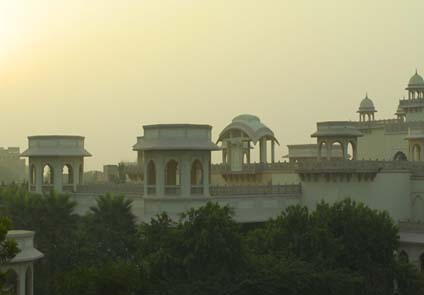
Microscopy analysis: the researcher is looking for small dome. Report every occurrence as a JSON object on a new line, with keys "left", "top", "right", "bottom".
{"left": 408, "top": 70, "right": 424, "bottom": 86}
{"left": 358, "top": 94, "right": 376, "bottom": 113}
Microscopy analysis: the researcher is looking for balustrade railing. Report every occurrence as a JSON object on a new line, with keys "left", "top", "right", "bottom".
{"left": 146, "top": 185, "right": 156, "bottom": 196}
{"left": 165, "top": 185, "right": 181, "bottom": 196}
{"left": 210, "top": 184, "right": 301, "bottom": 196}
{"left": 41, "top": 185, "right": 53, "bottom": 194}
{"left": 190, "top": 185, "right": 204, "bottom": 195}
{"left": 62, "top": 185, "right": 75, "bottom": 193}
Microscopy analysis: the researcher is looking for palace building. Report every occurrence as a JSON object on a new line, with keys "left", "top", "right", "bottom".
{"left": 20, "top": 69, "right": 424, "bottom": 270}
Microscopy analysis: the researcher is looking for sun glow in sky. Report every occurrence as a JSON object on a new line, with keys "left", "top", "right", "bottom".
{"left": 0, "top": 0, "right": 423, "bottom": 170}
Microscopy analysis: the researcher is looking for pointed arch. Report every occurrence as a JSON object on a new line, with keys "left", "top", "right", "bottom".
{"left": 165, "top": 159, "right": 180, "bottom": 185}
{"left": 43, "top": 164, "right": 53, "bottom": 185}
{"left": 191, "top": 159, "right": 203, "bottom": 185}
{"left": 62, "top": 164, "right": 74, "bottom": 185}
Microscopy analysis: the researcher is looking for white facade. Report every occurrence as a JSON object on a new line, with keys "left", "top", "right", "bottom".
{"left": 21, "top": 136, "right": 91, "bottom": 193}
{"left": 21, "top": 69, "right": 424, "bottom": 269}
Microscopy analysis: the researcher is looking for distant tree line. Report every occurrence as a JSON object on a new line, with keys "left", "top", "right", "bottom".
{"left": 0, "top": 183, "right": 423, "bottom": 295}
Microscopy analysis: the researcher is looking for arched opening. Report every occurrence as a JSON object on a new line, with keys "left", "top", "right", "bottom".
{"left": 43, "top": 164, "right": 53, "bottom": 185}
{"left": 413, "top": 144, "right": 421, "bottom": 161}
{"left": 62, "top": 164, "right": 73, "bottom": 185}
{"left": 394, "top": 151, "right": 407, "bottom": 161}
{"left": 347, "top": 141, "right": 355, "bottom": 160}
{"left": 420, "top": 252, "right": 424, "bottom": 271}
{"left": 399, "top": 250, "right": 409, "bottom": 263}
{"left": 319, "top": 141, "right": 328, "bottom": 160}
{"left": 165, "top": 160, "right": 180, "bottom": 195}
{"left": 26, "top": 266, "right": 33, "bottom": 295}
{"left": 191, "top": 160, "right": 203, "bottom": 195}
{"left": 330, "top": 141, "right": 344, "bottom": 160}
{"left": 4, "top": 269, "right": 18, "bottom": 295}
{"left": 30, "top": 165, "right": 36, "bottom": 186}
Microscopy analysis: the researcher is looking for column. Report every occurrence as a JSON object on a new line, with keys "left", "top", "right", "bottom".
{"left": 271, "top": 140, "right": 275, "bottom": 163}
{"left": 421, "top": 143, "right": 424, "bottom": 162}
{"left": 18, "top": 266, "right": 26, "bottom": 295}
{"left": 247, "top": 143, "right": 251, "bottom": 164}
{"left": 143, "top": 158, "right": 148, "bottom": 196}
{"left": 180, "top": 154, "right": 190, "bottom": 197}
{"left": 203, "top": 154, "right": 210, "bottom": 197}
{"left": 157, "top": 157, "right": 165, "bottom": 196}
{"left": 259, "top": 138, "right": 267, "bottom": 163}
{"left": 222, "top": 149, "right": 227, "bottom": 164}
{"left": 342, "top": 140, "right": 348, "bottom": 160}
{"left": 72, "top": 161, "right": 79, "bottom": 192}
{"left": 34, "top": 161, "right": 43, "bottom": 193}
{"left": 53, "top": 162, "right": 63, "bottom": 193}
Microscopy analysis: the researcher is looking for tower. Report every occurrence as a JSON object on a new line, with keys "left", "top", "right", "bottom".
{"left": 357, "top": 93, "right": 377, "bottom": 122}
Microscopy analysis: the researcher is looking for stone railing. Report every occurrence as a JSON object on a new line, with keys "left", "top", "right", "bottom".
{"left": 296, "top": 160, "right": 424, "bottom": 173}
{"left": 75, "top": 183, "right": 301, "bottom": 198}
{"left": 399, "top": 98, "right": 424, "bottom": 107}
{"left": 76, "top": 183, "right": 145, "bottom": 195}
{"left": 399, "top": 220, "right": 424, "bottom": 233}
{"left": 211, "top": 162, "right": 297, "bottom": 173}
{"left": 209, "top": 184, "right": 301, "bottom": 196}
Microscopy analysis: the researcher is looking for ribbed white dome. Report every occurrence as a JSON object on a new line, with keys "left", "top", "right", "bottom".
{"left": 358, "top": 94, "right": 376, "bottom": 112}
{"left": 409, "top": 71, "right": 424, "bottom": 86}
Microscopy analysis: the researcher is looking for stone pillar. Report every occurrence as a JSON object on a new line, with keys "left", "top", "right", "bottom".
{"left": 271, "top": 140, "right": 275, "bottom": 163}
{"left": 203, "top": 154, "right": 210, "bottom": 197}
{"left": 18, "top": 266, "right": 26, "bottom": 295}
{"left": 53, "top": 162, "right": 63, "bottom": 192}
{"left": 222, "top": 149, "right": 227, "bottom": 164}
{"left": 342, "top": 140, "right": 348, "bottom": 160}
{"left": 352, "top": 140, "right": 358, "bottom": 160}
{"left": 247, "top": 144, "right": 251, "bottom": 164}
{"left": 35, "top": 161, "right": 43, "bottom": 193}
{"left": 259, "top": 138, "right": 267, "bottom": 163}
{"left": 421, "top": 144, "right": 424, "bottom": 162}
{"left": 72, "top": 162, "right": 79, "bottom": 192}
{"left": 156, "top": 156, "right": 165, "bottom": 196}
{"left": 180, "top": 154, "right": 190, "bottom": 197}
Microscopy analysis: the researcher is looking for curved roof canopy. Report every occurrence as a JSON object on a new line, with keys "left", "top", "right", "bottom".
{"left": 217, "top": 114, "right": 279, "bottom": 144}
{"left": 311, "top": 121, "right": 363, "bottom": 137}
{"left": 133, "top": 124, "right": 220, "bottom": 151}
{"left": 357, "top": 94, "right": 376, "bottom": 113}
{"left": 21, "top": 135, "right": 91, "bottom": 157}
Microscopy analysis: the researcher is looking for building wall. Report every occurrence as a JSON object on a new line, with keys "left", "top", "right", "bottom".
{"left": 357, "top": 128, "right": 408, "bottom": 161}
{"left": 300, "top": 171, "right": 413, "bottom": 222}
{"left": 143, "top": 194, "right": 300, "bottom": 223}
{"left": 0, "top": 147, "right": 26, "bottom": 183}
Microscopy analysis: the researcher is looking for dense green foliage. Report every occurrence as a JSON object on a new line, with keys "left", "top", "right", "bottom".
{"left": 0, "top": 184, "right": 423, "bottom": 294}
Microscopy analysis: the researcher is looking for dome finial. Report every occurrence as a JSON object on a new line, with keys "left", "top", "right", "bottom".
{"left": 365, "top": 92, "right": 368, "bottom": 99}
{"left": 416, "top": 68, "right": 418, "bottom": 75}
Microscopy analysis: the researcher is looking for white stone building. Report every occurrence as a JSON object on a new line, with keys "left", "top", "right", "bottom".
{"left": 21, "top": 69, "right": 424, "bottom": 270}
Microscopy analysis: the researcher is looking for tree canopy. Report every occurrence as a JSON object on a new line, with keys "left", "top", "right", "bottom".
{"left": 0, "top": 184, "right": 423, "bottom": 295}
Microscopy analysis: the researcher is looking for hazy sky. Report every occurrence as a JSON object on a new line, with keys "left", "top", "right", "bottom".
{"left": 0, "top": 0, "right": 423, "bottom": 170}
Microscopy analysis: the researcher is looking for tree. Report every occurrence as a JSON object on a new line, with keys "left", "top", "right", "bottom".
{"left": 77, "top": 194, "right": 138, "bottom": 265}
{"left": 0, "top": 188, "right": 78, "bottom": 295}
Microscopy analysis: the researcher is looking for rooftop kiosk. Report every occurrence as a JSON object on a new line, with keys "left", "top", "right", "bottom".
{"left": 312, "top": 122, "right": 363, "bottom": 161}
{"left": 133, "top": 124, "right": 220, "bottom": 197}
{"left": 21, "top": 136, "right": 91, "bottom": 193}
{"left": 1, "top": 231, "right": 44, "bottom": 295}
